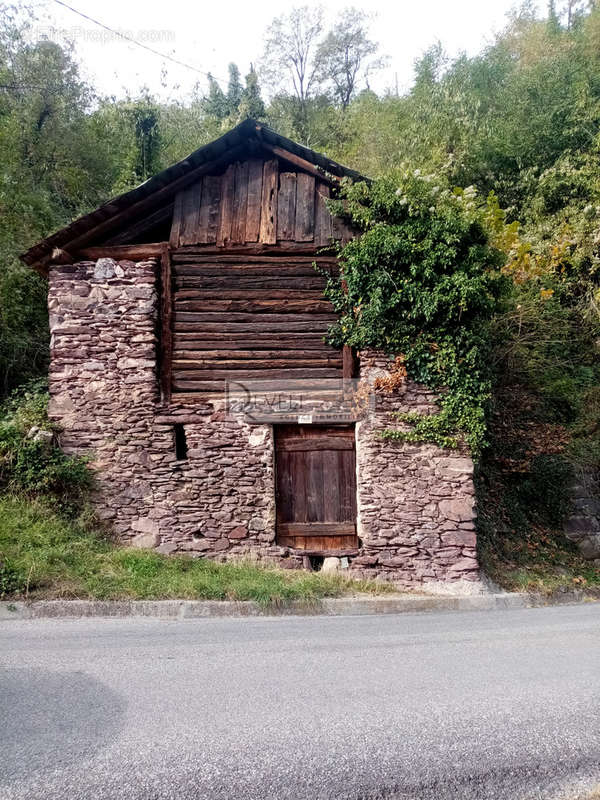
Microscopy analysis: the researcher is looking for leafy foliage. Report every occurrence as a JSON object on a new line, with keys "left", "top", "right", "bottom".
{"left": 0, "top": 381, "right": 92, "bottom": 513}
{"left": 324, "top": 172, "right": 508, "bottom": 453}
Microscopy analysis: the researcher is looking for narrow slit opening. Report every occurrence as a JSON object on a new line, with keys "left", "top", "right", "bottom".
{"left": 174, "top": 423, "right": 188, "bottom": 460}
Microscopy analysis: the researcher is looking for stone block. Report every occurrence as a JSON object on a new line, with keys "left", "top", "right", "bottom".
{"left": 438, "top": 498, "right": 475, "bottom": 523}
{"left": 131, "top": 533, "right": 160, "bottom": 549}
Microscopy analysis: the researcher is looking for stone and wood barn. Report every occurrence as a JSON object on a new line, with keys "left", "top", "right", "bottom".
{"left": 22, "top": 119, "right": 478, "bottom": 587}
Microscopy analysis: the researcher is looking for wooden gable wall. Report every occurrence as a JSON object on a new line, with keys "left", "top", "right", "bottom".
{"left": 169, "top": 157, "right": 351, "bottom": 250}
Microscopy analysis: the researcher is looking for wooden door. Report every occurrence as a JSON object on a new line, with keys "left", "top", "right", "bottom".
{"left": 275, "top": 425, "right": 357, "bottom": 553}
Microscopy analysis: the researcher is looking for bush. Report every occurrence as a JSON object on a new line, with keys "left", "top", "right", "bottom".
{"left": 0, "top": 381, "right": 92, "bottom": 513}
{"left": 0, "top": 558, "right": 26, "bottom": 598}
{"left": 325, "top": 172, "right": 509, "bottom": 453}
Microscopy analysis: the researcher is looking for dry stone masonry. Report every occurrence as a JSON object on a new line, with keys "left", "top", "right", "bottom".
{"left": 47, "top": 257, "right": 480, "bottom": 587}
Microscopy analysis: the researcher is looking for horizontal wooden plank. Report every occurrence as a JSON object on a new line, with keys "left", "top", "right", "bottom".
{"left": 174, "top": 289, "right": 326, "bottom": 300}
{"left": 276, "top": 522, "right": 356, "bottom": 536}
{"left": 276, "top": 436, "right": 354, "bottom": 452}
{"left": 75, "top": 244, "right": 165, "bottom": 260}
{"left": 172, "top": 252, "right": 338, "bottom": 264}
{"left": 175, "top": 299, "right": 332, "bottom": 314}
{"left": 276, "top": 424, "right": 355, "bottom": 439}
{"left": 277, "top": 539, "right": 359, "bottom": 553}
{"left": 174, "top": 311, "right": 336, "bottom": 323}
{"left": 173, "top": 367, "right": 343, "bottom": 380}
{"left": 172, "top": 349, "right": 338, "bottom": 360}
{"left": 174, "top": 277, "right": 327, "bottom": 290}
{"left": 173, "top": 357, "right": 340, "bottom": 370}
{"left": 173, "top": 264, "right": 336, "bottom": 277}
{"left": 173, "top": 335, "right": 329, "bottom": 349}
{"left": 174, "top": 322, "right": 334, "bottom": 333}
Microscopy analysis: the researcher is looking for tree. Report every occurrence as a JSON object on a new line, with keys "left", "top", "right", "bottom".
{"left": 261, "top": 6, "right": 324, "bottom": 138}
{"left": 238, "top": 65, "right": 266, "bottom": 120}
{"left": 226, "top": 62, "right": 243, "bottom": 116}
{"left": 315, "top": 7, "right": 384, "bottom": 108}
{"left": 201, "top": 73, "right": 228, "bottom": 120}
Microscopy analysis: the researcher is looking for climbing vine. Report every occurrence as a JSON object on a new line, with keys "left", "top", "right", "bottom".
{"left": 324, "top": 171, "right": 510, "bottom": 455}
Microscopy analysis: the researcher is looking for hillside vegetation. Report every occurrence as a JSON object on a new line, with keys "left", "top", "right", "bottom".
{"left": 0, "top": 2, "right": 599, "bottom": 592}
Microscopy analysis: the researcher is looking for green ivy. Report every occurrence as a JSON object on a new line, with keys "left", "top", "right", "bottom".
{"left": 324, "top": 171, "right": 510, "bottom": 455}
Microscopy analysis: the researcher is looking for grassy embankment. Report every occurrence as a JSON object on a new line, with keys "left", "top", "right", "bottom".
{"left": 0, "top": 496, "right": 394, "bottom": 604}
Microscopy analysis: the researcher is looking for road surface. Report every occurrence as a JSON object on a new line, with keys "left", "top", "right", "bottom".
{"left": 1, "top": 605, "right": 599, "bottom": 799}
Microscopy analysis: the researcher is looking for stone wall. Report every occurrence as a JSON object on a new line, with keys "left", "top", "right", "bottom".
{"left": 564, "top": 471, "right": 600, "bottom": 562}
{"left": 352, "top": 352, "right": 479, "bottom": 585}
{"left": 47, "top": 257, "right": 479, "bottom": 587}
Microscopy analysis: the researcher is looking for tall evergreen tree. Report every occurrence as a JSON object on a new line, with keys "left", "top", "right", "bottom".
{"left": 226, "top": 63, "right": 243, "bottom": 116}
{"left": 239, "top": 65, "right": 266, "bottom": 120}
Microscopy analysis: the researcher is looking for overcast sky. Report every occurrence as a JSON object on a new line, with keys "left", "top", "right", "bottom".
{"left": 30, "top": 0, "right": 546, "bottom": 100}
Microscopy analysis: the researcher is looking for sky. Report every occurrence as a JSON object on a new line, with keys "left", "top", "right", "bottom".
{"left": 29, "top": 0, "right": 546, "bottom": 101}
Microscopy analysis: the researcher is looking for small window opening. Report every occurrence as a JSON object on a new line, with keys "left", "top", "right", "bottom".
{"left": 174, "top": 424, "right": 188, "bottom": 460}
{"left": 308, "top": 555, "right": 324, "bottom": 571}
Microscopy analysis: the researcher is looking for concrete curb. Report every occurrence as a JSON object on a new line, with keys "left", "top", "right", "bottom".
{"left": 0, "top": 591, "right": 597, "bottom": 620}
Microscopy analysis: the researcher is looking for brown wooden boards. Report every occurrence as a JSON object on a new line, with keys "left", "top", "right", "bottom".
{"left": 168, "top": 157, "right": 345, "bottom": 248}
{"left": 170, "top": 255, "right": 343, "bottom": 395}
{"left": 259, "top": 159, "right": 278, "bottom": 244}
{"left": 275, "top": 425, "right": 357, "bottom": 552}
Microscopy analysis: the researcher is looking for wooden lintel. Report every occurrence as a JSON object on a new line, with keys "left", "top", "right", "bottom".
{"left": 75, "top": 244, "right": 166, "bottom": 261}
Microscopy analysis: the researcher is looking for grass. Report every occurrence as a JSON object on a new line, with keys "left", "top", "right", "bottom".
{"left": 0, "top": 495, "right": 395, "bottom": 605}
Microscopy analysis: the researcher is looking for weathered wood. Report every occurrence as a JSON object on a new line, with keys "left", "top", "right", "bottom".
{"left": 174, "top": 320, "right": 333, "bottom": 333}
{"left": 294, "top": 173, "right": 316, "bottom": 242}
{"left": 172, "top": 348, "right": 337, "bottom": 360}
{"left": 50, "top": 248, "right": 74, "bottom": 264}
{"left": 274, "top": 424, "right": 357, "bottom": 552}
{"left": 180, "top": 179, "right": 203, "bottom": 246}
{"left": 173, "top": 334, "right": 329, "bottom": 349}
{"left": 173, "top": 262, "right": 335, "bottom": 277}
{"left": 232, "top": 161, "right": 249, "bottom": 243}
{"left": 217, "top": 164, "right": 236, "bottom": 246}
{"left": 314, "top": 182, "right": 332, "bottom": 246}
{"left": 174, "top": 310, "right": 337, "bottom": 323}
{"left": 105, "top": 203, "right": 174, "bottom": 246}
{"left": 262, "top": 143, "right": 338, "bottom": 184}
{"left": 175, "top": 288, "right": 326, "bottom": 300}
{"left": 259, "top": 159, "right": 278, "bottom": 244}
{"left": 174, "top": 276, "right": 327, "bottom": 290}
{"left": 343, "top": 345, "right": 355, "bottom": 379}
{"left": 75, "top": 244, "right": 165, "bottom": 260}
{"left": 173, "top": 357, "right": 339, "bottom": 370}
{"left": 172, "top": 252, "right": 338, "bottom": 264}
{"left": 174, "top": 298, "right": 333, "bottom": 313}
{"left": 277, "top": 436, "right": 354, "bottom": 452}
{"left": 277, "top": 522, "right": 356, "bottom": 536}
{"left": 277, "top": 172, "right": 297, "bottom": 241}
{"left": 169, "top": 191, "right": 184, "bottom": 248}
{"left": 173, "top": 242, "right": 334, "bottom": 256}
{"left": 159, "top": 243, "right": 173, "bottom": 402}
{"left": 245, "top": 159, "right": 263, "bottom": 242}
{"left": 68, "top": 145, "right": 246, "bottom": 253}
{"left": 173, "top": 367, "right": 342, "bottom": 381}
{"left": 197, "top": 174, "right": 221, "bottom": 244}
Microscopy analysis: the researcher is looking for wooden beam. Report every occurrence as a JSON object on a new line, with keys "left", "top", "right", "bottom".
{"left": 50, "top": 247, "right": 73, "bottom": 264}
{"left": 74, "top": 244, "right": 165, "bottom": 261}
{"left": 104, "top": 203, "right": 174, "bottom": 246}
{"left": 262, "top": 143, "right": 340, "bottom": 184}
{"left": 159, "top": 243, "right": 173, "bottom": 403}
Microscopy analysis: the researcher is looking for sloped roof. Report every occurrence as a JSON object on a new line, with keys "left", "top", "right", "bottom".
{"left": 21, "top": 118, "right": 366, "bottom": 270}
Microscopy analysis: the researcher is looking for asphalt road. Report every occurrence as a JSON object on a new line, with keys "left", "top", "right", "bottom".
{"left": 1, "top": 605, "right": 599, "bottom": 800}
